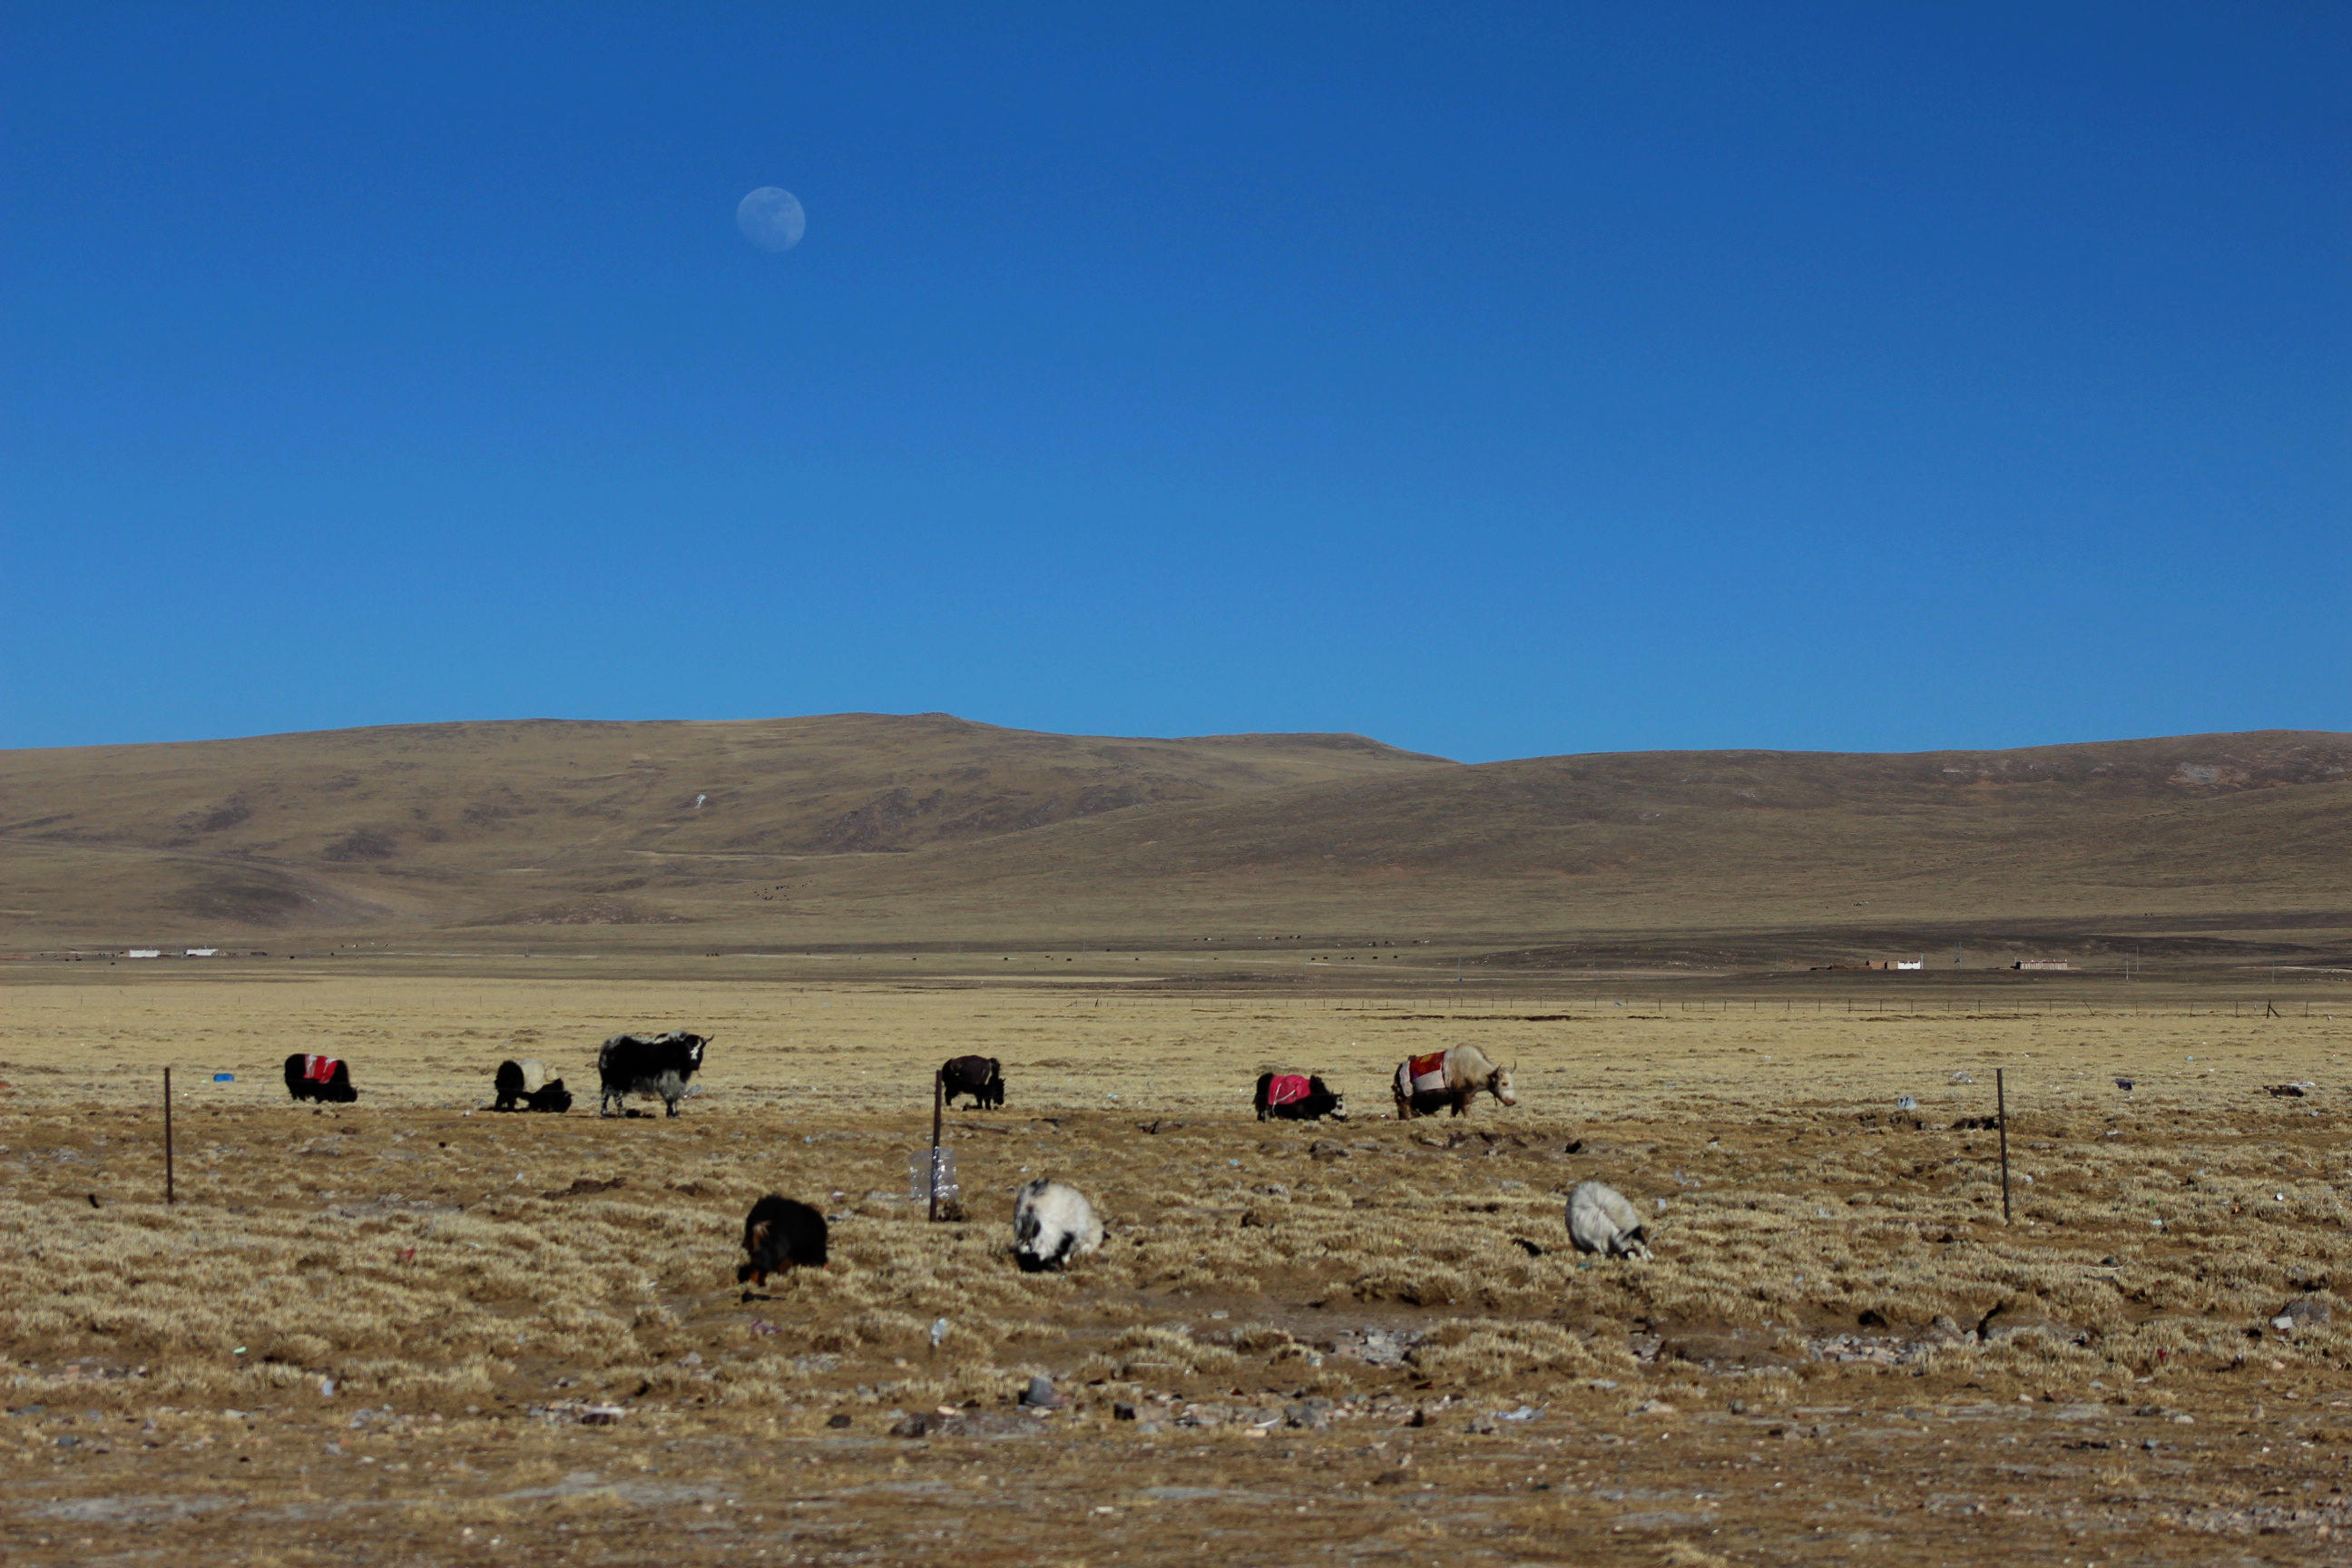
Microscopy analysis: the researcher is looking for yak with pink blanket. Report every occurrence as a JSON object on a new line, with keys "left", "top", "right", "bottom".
{"left": 1254, "top": 1072, "right": 1348, "bottom": 1122}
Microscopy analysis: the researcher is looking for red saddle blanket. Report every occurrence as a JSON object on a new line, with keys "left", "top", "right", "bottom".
{"left": 301, "top": 1054, "right": 341, "bottom": 1083}
{"left": 1405, "top": 1051, "right": 1448, "bottom": 1094}
{"left": 1263, "top": 1073, "right": 1311, "bottom": 1108}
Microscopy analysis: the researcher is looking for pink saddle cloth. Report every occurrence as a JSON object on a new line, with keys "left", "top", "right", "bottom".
{"left": 1405, "top": 1052, "right": 1447, "bottom": 1095}
{"left": 302, "top": 1054, "right": 341, "bottom": 1083}
{"left": 1264, "top": 1073, "right": 1311, "bottom": 1108}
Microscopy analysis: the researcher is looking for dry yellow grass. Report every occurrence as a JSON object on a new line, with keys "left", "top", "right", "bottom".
{"left": 2, "top": 965, "right": 2347, "bottom": 1565}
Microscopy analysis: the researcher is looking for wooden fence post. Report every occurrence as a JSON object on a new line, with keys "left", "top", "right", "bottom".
{"left": 1995, "top": 1068, "right": 2011, "bottom": 1225}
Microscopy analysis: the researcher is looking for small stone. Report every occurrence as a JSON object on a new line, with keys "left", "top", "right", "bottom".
{"left": 1112, "top": 1401, "right": 1138, "bottom": 1421}
{"left": 1020, "top": 1376, "right": 1065, "bottom": 1408}
{"left": 825, "top": 1413, "right": 851, "bottom": 1429}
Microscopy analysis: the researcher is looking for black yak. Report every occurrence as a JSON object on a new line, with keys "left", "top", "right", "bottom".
{"left": 1255, "top": 1072, "right": 1347, "bottom": 1122}
{"left": 493, "top": 1057, "right": 571, "bottom": 1112}
{"left": 738, "top": 1195, "right": 828, "bottom": 1286}
{"left": 939, "top": 1054, "right": 1004, "bottom": 1110}
{"left": 597, "top": 1032, "right": 708, "bottom": 1117}
{"left": 283, "top": 1053, "right": 358, "bottom": 1104}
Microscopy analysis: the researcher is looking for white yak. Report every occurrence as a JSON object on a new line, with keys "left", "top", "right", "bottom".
{"left": 1567, "top": 1180, "right": 1651, "bottom": 1259}
{"left": 1013, "top": 1179, "right": 1103, "bottom": 1272}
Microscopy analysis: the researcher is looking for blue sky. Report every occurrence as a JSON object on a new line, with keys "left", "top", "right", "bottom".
{"left": 4, "top": 4, "right": 2344, "bottom": 761}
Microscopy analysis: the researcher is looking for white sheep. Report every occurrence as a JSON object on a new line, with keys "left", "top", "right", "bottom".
{"left": 1012, "top": 1178, "right": 1103, "bottom": 1273}
{"left": 1566, "top": 1180, "right": 1651, "bottom": 1259}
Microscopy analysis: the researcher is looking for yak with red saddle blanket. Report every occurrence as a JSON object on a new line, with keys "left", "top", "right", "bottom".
{"left": 1391, "top": 1044, "right": 1514, "bottom": 1119}
{"left": 1254, "top": 1072, "right": 1348, "bottom": 1122}
{"left": 283, "top": 1052, "right": 358, "bottom": 1103}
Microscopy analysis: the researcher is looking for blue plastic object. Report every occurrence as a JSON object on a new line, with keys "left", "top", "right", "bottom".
{"left": 212, "top": 1073, "right": 234, "bottom": 1082}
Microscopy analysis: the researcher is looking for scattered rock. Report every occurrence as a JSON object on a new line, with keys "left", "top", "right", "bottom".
{"left": 528, "top": 1399, "right": 627, "bottom": 1426}
{"left": 1308, "top": 1141, "right": 1350, "bottom": 1161}
{"left": 1328, "top": 1327, "right": 1420, "bottom": 1367}
{"left": 1926, "top": 1314, "right": 1972, "bottom": 1346}
{"left": 1019, "top": 1376, "right": 1065, "bottom": 1409}
{"left": 2275, "top": 1298, "right": 2332, "bottom": 1331}
{"left": 826, "top": 1413, "right": 851, "bottom": 1429}
{"left": 1112, "top": 1401, "right": 1138, "bottom": 1421}
{"left": 538, "top": 1176, "right": 625, "bottom": 1200}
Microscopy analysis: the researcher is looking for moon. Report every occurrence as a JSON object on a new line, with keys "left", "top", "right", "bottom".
{"left": 736, "top": 187, "right": 806, "bottom": 252}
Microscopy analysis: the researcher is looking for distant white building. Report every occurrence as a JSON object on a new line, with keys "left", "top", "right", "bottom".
{"left": 2013, "top": 958, "right": 2071, "bottom": 972}
{"left": 185, "top": 948, "right": 220, "bottom": 957}
{"left": 125, "top": 949, "right": 162, "bottom": 959}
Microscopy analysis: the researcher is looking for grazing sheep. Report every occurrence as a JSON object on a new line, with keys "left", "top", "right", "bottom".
{"left": 738, "top": 1195, "right": 828, "bottom": 1286}
{"left": 1012, "top": 1179, "right": 1102, "bottom": 1273}
{"left": 1566, "top": 1180, "right": 1651, "bottom": 1259}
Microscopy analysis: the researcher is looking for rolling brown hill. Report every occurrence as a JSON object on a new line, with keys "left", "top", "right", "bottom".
{"left": 804, "top": 729, "right": 2352, "bottom": 944}
{"left": 2, "top": 720, "right": 2346, "bottom": 955}
{"left": 0, "top": 713, "right": 1452, "bottom": 943}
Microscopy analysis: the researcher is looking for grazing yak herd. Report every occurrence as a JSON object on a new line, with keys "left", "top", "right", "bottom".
{"left": 279, "top": 1035, "right": 1649, "bottom": 1279}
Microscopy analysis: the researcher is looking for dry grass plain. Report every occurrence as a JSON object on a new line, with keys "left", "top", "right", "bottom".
{"left": 4, "top": 965, "right": 2350, "bottom": 1566}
